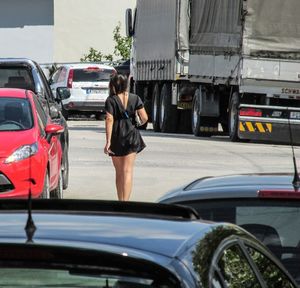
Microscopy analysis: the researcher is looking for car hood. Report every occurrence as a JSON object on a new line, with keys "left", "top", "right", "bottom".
{"left": 0, "top": 129, "right": 37, "bottom": 158}
{"left": 158, "top": 173, "right": 295, "bottom": 203}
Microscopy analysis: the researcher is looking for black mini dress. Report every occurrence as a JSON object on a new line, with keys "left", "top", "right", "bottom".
{"left": 105, "top": 93, "right": 146, "bottom": 156}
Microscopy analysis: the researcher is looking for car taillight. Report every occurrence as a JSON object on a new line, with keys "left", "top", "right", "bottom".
{"left": 84, "top": 67, "right": 102, "bottom": 71}
{"left": 258, "top": 189, "right": 300, "bottom": 199}
{"left": 240, "top": 108, "right": 262, "bottom": 117}
{"left": 67, "top": 69, "right": 74, "bottom": 88}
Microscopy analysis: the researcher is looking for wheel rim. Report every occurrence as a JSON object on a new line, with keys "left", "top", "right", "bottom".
{"left": 160, "top": 94, "right": 165, "bottom": 128}
{"left": 153, "top": 90, "right": 158, "bottom": 122}
{"left": 230, "top": 104, "right": 236, "bottom": 133}
{"left": 192, "top": 97, "right": 198, "bottom": 132}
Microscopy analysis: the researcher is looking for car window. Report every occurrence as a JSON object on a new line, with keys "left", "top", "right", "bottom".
{"left": 181, "top": 199, "right": 300, "bottom": 282}
{"left": 36, "top": 64, "right": 55, "bottom": 102}
{"left": 51, "top": 68, "right": 61, "bottom": 83}
{"left": 73, "top": 68, "right": 113, "bottom": 82}
{"left": 32, "top": 94, "right": 48, "bottom": 127}
{"left": 217, "top": 244, "right": 261, "bottom": 288}
{"left": 246, "top": 245, "right": 296, "bottom": 288}
{"left": 0, "top": 97, "right": 33, "bottom": 131}
{"left": 58, "top": 67, "right": 67, "bottom": 82}
{"left": 0, "top": 67, "right": 34, "bottom": 91}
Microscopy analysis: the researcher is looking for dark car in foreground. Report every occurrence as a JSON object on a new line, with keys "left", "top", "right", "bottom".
{"left": 0, "top": 58, "right": 69, "bottom": 190}
{"left": 0, "top": 199, "right": 297, "bottom": 287}
{"left": 158, "top": 173, "right": 300, "bottom": 284}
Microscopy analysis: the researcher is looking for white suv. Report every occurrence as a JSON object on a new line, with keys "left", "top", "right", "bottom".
{"left": 50, "top": 63, "right": 116, "bottom": 119}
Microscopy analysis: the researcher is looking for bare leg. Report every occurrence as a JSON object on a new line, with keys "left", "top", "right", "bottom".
{"left": 112, "top": 153, "right": 137, "bottom": 201}
{"left": 112, "top": 156, "right": 124, "bottom": 200}
{"left": 122, "top": 152, "right": 136, "bottom": 201}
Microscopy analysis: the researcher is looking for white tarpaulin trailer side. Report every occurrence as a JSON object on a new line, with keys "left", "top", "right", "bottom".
{"left": 189, "top": 0, "right": 300, "bottom": 58}
{"left": 243, "top": 0, "right": 300, "bottom": 58}
{"left": 189, "top": 0, "right": 242, "bottom": 54}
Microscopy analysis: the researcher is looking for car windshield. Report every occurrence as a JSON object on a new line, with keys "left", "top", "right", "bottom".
{"left": 0, "top": 67, "right": 35, "bottom": 91}
{"left": 73, "top": 68, "right": 113, "bottom": 82}
{"left": 185, "top": 199, "right": 300, "bottom": 283}
{"left": 0, "top": 97, "right": 33, "bottom": 131}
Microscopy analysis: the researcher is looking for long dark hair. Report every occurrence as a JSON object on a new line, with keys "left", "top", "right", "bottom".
{"left": 109, "top": 74, "right": 128, "bottom": 96}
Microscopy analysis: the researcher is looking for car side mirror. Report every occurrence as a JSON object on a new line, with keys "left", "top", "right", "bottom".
{"left": 48, "top": 78, "right": 53, "bottom": 85}
{"left": 56, "top": 87, "right": 71, "bottom": 100}
{"left": 45, "top": 124, "right": 64, "bottom": 135}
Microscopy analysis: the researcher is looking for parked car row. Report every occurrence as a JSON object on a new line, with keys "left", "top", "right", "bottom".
{"left": 0, "top": 58, "right": 70, "bottom": 198}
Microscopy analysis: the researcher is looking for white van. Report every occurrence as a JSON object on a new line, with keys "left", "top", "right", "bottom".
{"left": 50, "top": 63, "right": 116, "bottom": 119}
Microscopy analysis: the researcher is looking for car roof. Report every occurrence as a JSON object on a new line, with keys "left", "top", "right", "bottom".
{"left": 59, "top": 62, "right": 115, "bottom": 70}
{"left": 0, "top": 199, "right": 232, "bottom": 260}
{"left": 159, "top": 173, "right": 297, "bottom": 202}
{"left": 0, "top": 58, "right": 37, "bottom": 66}
{"left": 0, "top": 88, "right": 28, "bottom": 98}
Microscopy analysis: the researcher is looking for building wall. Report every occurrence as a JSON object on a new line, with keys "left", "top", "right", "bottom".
{"left": 53, "top": 0, "right": 136, "bottom": 63}
{"left": 0, "top": 0, "right": 54, "bottom": 63}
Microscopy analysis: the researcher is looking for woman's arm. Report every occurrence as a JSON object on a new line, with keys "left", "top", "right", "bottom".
{"left": 137, "top": 107, "right": 148, "bottom": 125}
{"left": 104, "top": 112, "right": 114, "bottom": 155}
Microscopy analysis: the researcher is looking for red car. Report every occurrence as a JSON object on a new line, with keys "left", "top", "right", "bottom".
{"left": 0, "top": 88, "right": 64, "bottom": 199}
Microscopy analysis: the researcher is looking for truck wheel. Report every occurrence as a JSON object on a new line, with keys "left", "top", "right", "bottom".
{"left": 192, "top": 89, "right": 210, "bottom": 137}
{"left": 229, "top": 92, "right": 240, "bottom": 141}
{"left": 159, "top": 83, "right": 178, "bottom": 133}
{"left": 152, "top": 83, "right": 161, "bottom": 132}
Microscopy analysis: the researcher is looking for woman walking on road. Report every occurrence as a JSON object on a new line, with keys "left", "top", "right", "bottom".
{"left": 104, "top": 74, "right": 148, "bottom": 201}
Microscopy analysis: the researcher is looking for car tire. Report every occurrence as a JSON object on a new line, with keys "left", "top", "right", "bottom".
{"left": 61, "top": 104, "right": 69, "bottom": 120}
{"left": 51, "top": 168, "right": 63, "bottom": 199}
{"left": 41, "top": 170, "right": 50, "bottom": 199}
{"left": 62, "top": 146, "right": 69, "bottom": 190}
{"left": 229, "top": 92, "right": 240, "bottom": 141}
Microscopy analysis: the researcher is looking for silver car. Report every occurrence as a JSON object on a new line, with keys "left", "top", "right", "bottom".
{"left": 50, "top": 63, "right": 116, "bottom": 119}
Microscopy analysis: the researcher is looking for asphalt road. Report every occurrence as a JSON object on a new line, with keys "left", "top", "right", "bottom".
{"left": 64, "top": 119, "right": 299, "bottom": 202}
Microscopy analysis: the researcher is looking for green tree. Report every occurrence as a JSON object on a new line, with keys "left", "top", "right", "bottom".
{"left": 80, "top": 47, "right": 103, "bottom": 62}
{"left": 80, "top": 22, "right": 132, "bottom": 62}
{"left": 113, "top": 22, "right": 132, "bottom": 60}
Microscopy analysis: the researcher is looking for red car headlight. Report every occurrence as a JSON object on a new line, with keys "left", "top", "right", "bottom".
{"left": 5, "top": 143, "right": 38, "bottom": 164}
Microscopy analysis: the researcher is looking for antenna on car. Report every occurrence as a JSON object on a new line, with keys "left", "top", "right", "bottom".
{"left": 24, "top": 99, "right": 37, "bottom": 243}
{"left": 287, "top": 109, "right": 300, "bottom": 190}
{"left": 24, "top": 184, "right": 36, "bottom": 243}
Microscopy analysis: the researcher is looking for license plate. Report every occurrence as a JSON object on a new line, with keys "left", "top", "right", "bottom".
{"left": 86, "top": 89, "right": 107, "bottom": 95}
{"left": 290, "top": 111, "right": 300, "bottom": 119}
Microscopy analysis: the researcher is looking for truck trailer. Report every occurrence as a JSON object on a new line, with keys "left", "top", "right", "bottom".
{"left": 126, "top": 0, "right": 300, "bottom": 143}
